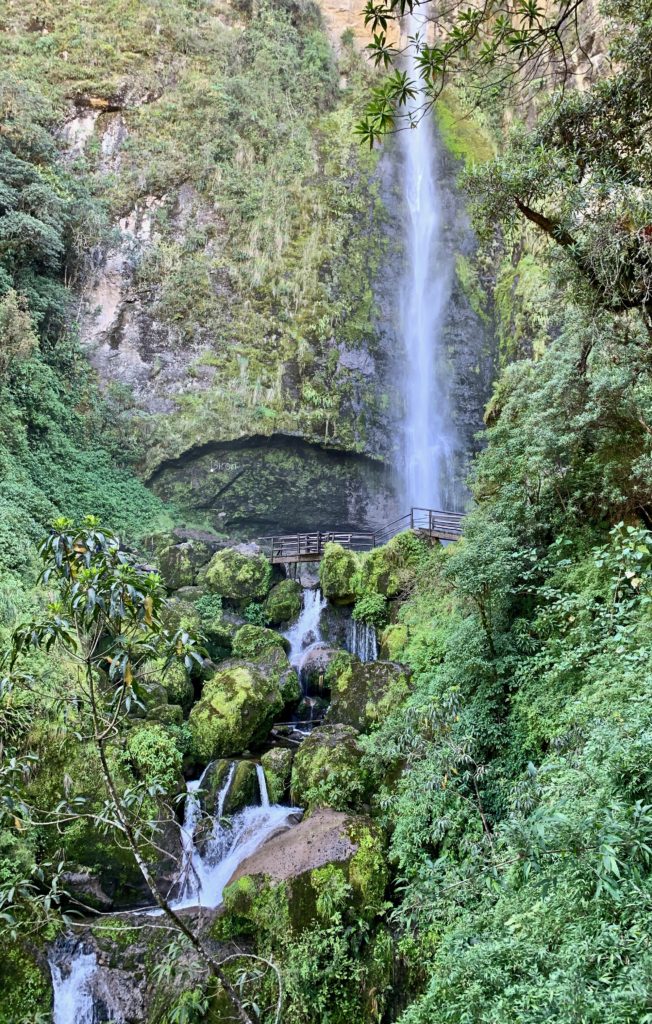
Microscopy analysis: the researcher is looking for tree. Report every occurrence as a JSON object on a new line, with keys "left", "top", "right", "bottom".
{"left": 0, "top": 516, "right": 268, "bottom": 1024}
{"left": 355, "top": 0, "right": 593, "bottom": 145}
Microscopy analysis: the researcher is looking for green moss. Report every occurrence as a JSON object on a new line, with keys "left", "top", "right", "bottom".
{"left": 261, "top": 746, "right": 293, "bottom": 804}
{"left": 291, "top": 724, "right": 368, "bottom": 812}
{"left": 223, "top": 759, "right": 258, "bottom": 814}
{"left": 435, "top": 87, "right": 496, "bottom": 168}
{"left": 325, "top": 660, "right": 412, "bottom": 732}
{"left": 319, "top": 543, "right": 359, "bottom": 604}
{"left": 205, "top": 549, "right": 272, "bottom": 606}
{"left": 348, "top": 826, "right": 388, "bottom": 919}
{"left": 125, "top": 723, "right": 183, "bottom": 792}
{"left": 232, "top": 624, "right": 289, "bottom": 659}
{"left": 188, "top": 662, "right": 284, "bottom": 759}
{"left": 494, "top": 251, "right": 552, "bottom": 363}
{"left": 379, "top": 623, "right": 409, "bottom": 661}
{"left": 456, "top": 253, "right": 491, "bottom": 325}
{"left": 264, "top": 578, "right": 302, "bottom": 625}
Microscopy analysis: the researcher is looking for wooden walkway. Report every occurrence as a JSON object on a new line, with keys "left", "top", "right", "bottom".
{"left": 260, "top": 507, "right": 464, "bottom": 564}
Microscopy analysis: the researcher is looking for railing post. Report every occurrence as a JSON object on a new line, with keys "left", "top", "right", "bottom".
{"left": 410, "top": 508, "right": 414, "bottom": 530}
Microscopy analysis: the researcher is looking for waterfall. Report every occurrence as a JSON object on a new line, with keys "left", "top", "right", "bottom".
{"left": 49, "top": 939, "right": 99, "bottom": 1024}
{"left": 399, "top": 12, "right": 456, "bottom": 510}
{"left": 347, "top": 619, "right": 378, "bottom": 663}
{"left": 256, "top": 763, "right": 270, "bottom": 808}
{"left": 168, "top": 765, "right": 299, "bottom": 913}
{"left": 177, "top": 761, "right": 235, "bottom": 902}
{"left": 283, "top": 587, "right": 328, "bottom": 679}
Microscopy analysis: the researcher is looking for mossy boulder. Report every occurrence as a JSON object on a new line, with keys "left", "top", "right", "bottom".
{"left": 156, "top": 659, "right": 194, "bottom": 713}
{"left": 223, "top": 760, "right": 259, "bottom": 815}
{"left": 257, "top": 645, "right": 301, "bottom": 706}
{"left": 325, "top": 659, "right": 412, "bottom": 732}
{"left": 217, "top": 809, "right": 387, "bottom": 937}
{"left": 290, "top": 724, "right": 368, "bottom": 812}
{"left": 319, "top": 543, "right": 359, "bottom": 604}
{"left": 261, "top": 747, "right": 293, "bottom": 804}
{"left": 125, "top": 723, "right": 184, "bottom": 793}
{"left": 158, "top": 540, "right": 213, "bottom": 591}
{"left": 264, "top": 578, "right": 302, "bottom": 625}
{"left": 161, "top": 595, "right": 202, "bottom": 633}
{"left": 148, "top": 703, "right": 184, "bottom": 726}
{"left": 188, "top": 661, "right": 285, "bottom": 759}
{"left": 232, "top": 624, "right": 290, "bottom": 659}
{"left": 205, "top": 547, "right": 272, "bottom": 606}
{"left": 200, "top": 758, "right": 233, "bottom": 813}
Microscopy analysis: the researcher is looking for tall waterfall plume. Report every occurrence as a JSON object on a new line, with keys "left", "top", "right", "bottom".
{"left": 398, "top": 13, "right": 457, "bottom": 510}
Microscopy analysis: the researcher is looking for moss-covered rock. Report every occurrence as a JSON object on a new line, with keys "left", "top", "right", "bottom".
{"left": 223, "top": 759, "right": 259, "bottom": 814}
{"left": 200, "top": 758, "right": 233, "bottom": 813}
{"left": 261, "top": 747, "right": 293, "bottom": 804}
{"left": 205, "top": 547, "right": 272, "bottom": 606}
{"left": 188, "top": 660, "right": 285, "bottom": 759}
{"left": 232, "top": 624, "right": 290, "bottom": 660}
{"left": 156, "top": 659, "right": 194, "bottom": 713}
{"left": 257, "top": 645, "right": 301, "bottom": 706}
{"left": 148, "top": 702, "right": 184, "bottom": 726}
{"left": 291, "top": 724, "right": 368, "bottom": 812}
{"left": 216, "top": 809, "right": 387, "bottom": 937}
{"left": 325, "top": 659, "right": 412, "bottom": 732}
{"left": 264, "top": 578, "right": 302, "bottom": 625}
{"left": 319, "top": 543, "right": 359, "bottom": 604}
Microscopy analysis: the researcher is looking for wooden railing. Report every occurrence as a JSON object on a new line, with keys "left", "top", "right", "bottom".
{"left": 260, "top": 507, "right": 464, "bottom": 564}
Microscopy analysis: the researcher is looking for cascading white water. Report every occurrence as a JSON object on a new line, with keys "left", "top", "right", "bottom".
{"left": 399, "top": 12, "right": 456, "bottom": 510}
{"left": 177, "top": 761, "right": 235, "bottom": 902}
{"left": 283, "top": 587, "right": 328, "bottom": 680}
{"left": 169, "top": 763, "right": 298, "bottom": 913}
{"left": 49, "top": 941, "right": 99, "bottom": 1024}
{"left": 346, "top": 619, "right": 378, "bottom": 663}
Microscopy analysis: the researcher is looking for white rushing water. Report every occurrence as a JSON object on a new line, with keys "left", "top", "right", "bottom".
{"left": 169, "top": 762, "right": 298, "bottom": 912}
{"left": 49, "top": 941, "right": 98, "bottom": 1024}
{"left": 346, "top": 619, "right": 378, "bottom": 663}
{"left": 283, "top": 587, "right": 328, "bottom": 678}
{"left": 399, "top": 12, "right": 456, "bottom": 510}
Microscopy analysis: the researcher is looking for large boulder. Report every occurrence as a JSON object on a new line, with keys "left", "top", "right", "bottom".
{"left": 324, "top": 658, "right": 412, "bottom": 732}
{"left": 319, "top": 543, "right": 359, "bottom": 604}
{"left": 290, "top": 724, "right": 368, "bottom": 812}
{"left": 205, "top": 546, "right": 272, "bottom": 606}
{"left": 157, "top": 539, "right": 211, "bottom": 591}
{"left": 232, "top": 624, "right": 290, "bottom": 659}
{"left": 223, "top": 760, "right": 259, "bottom": 815}
{"left": 188, "top": 649, "right": 298, "bottom": 760}
{"left": 264, "top": 578, "right": 302, "bottom": 625}
{"left": 218, "top": 809, "right": 388, "bottom": 935}
{"left": 299, "top": 644, "right": 340, "bottom": 695}
{"left": 261, "top": 747, "right": 293, "bottom": 804}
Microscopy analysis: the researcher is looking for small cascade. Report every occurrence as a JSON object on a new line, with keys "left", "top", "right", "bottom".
{"left": 177, "top": 761, "right": 235, "bottom": 903}
{"left": 347, "top": 619, "right": 378, "bottom": 663}
{"left": 283, "top": 587, "right": 328, "bottom": 679}
{"left": 256, "top": 763, "right": 270, "bottom": 808}
{"left": 168, "top": 764, "right": 299, "bottom": 913}
{"left": 49, "top": 938, "right": 99, "bottom": 1024}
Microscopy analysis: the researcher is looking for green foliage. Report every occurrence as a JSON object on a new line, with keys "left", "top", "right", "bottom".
{"left": 352, "top": 591, "right": 388, "bottom": 627}
{"left": 125, "top": 724, "right": 183, "bottom": 792}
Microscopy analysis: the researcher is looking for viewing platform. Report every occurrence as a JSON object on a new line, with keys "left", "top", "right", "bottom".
{"left": 260, "top": 507, "right": 464, "bottom": 565}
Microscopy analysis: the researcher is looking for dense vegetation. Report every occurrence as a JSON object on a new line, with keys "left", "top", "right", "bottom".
{"left": 2, "top": 0, "right": 652, "bottom": 1020}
